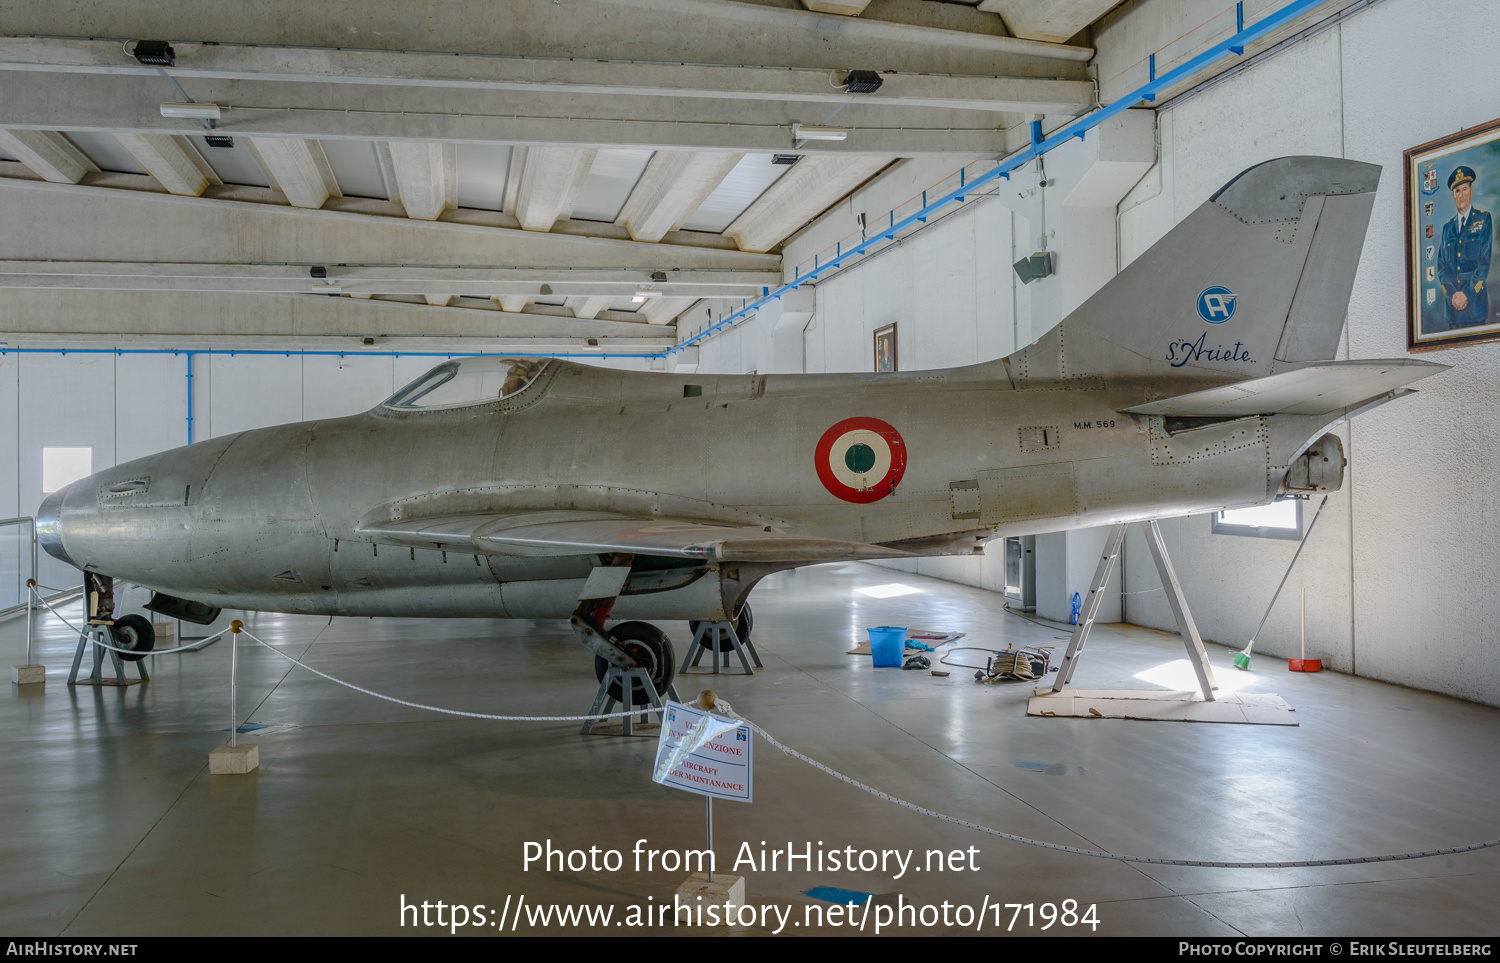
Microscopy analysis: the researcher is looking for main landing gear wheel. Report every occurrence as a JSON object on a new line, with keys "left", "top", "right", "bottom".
{"left": 593, "top": 621, "right": 676, "bottom": 707}
{"left": 690, "top": 605, "right": 753, "bottom": 652}
{"left": 110, "top": 615, "right": 156, "bottom": 662}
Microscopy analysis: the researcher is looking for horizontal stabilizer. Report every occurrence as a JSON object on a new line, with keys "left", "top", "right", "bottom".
{"left": 358, "top": 510, "right": 913, "bottom": 562}
{"left": 1121, "top": 360, "right": 1448, "bottom": 417}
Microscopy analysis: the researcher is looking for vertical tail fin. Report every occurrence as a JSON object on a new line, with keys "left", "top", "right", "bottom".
{"left": 1009, "top": 156, "right": 1380, "bottom": 384}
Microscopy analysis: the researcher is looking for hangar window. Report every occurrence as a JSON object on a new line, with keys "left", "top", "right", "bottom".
{"left": 383, "top": 358, "right": 549, "bottom": 410}
{"left": 1212, "top": 498, "right": 1301, "bottom": 540}
{"left": 42, "top": 447, "right": 92, "bottom": 493}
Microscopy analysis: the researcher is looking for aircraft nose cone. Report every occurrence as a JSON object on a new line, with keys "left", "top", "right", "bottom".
{"left": 35, "top": 485, "right": 78, "bottom": 568}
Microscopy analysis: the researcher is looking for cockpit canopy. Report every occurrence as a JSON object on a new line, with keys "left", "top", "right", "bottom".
{"left": 382, "top": 357, "right": 550, "bottom": 410}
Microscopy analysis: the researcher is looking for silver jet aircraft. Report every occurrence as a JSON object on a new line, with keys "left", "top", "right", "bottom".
{"left": 37, "top": 156, "right": 1445, "bottom": 702}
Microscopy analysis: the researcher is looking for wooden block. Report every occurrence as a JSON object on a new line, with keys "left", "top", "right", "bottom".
{"left": 11, "top": 665, "right": 44, "bottom": 685}
{"left": 674, "top": 872, "right": 745, "bottom": 925}
{"left": 209, "top": 743, "right": 259, "bottom": 774}
{"left": 152, "top": 622, "right": 176, "bottom": 640}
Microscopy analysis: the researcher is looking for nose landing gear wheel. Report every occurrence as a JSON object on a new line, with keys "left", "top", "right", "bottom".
{"left": 593, "top": 621, "right": 676, "bottom": 707}
{"left": 110, "top": 615, "right": 156, "bottom": 662}
{"left": 689, "top": 605, "right": 753, "bottom": 652}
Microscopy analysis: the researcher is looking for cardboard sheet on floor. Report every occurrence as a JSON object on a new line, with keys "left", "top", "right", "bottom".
{"left": 1027, "top": 688, "right": 1297, "bottom": 726}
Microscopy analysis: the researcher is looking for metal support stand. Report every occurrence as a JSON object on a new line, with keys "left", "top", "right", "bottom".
{"left": 67, "top": 625, "right": 148, "bottom": 686}
{"left": 1051, "top": 520, "right": 1216, "bottom": 702}
{"left": 680, "top": 622, "right": 761, "bottom": 676}
{"left": 579, "top": 669, "right": 679, "bottom": 736}
{"left": 1141, "top": 518, "right": 1218, "bottom": 700}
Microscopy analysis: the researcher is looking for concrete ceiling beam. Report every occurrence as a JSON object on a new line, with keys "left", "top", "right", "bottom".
{"left": 245, "top": 137, "right": 340, "bottom": 209}
{"left": 616, "top": 151, "right": 742, "bottom": 242}
{"left": 0, "top": 261, "right": 777, "bottom": 298}
{"left": 0, "top": 37, "right": 1090, "bottom": 113}
{"left": 0, "top": 287, "right": 673, "bottom": 343}
{"left": 0, "top": 128, "right": 98, "bottom": 184}
{"left": 564, "top": 295, "right": 615, "bottom": 320}
{"left": 0, "top": 12, "right": 1092, "bottom": 77}
{"left": 725, "top": 155, "right": 894, "bottom": 253}
{"left": 976, "top": 0, "right": 1120, "bottom": 43}
{"left": 113, "top": 133, "right": 218, "bottom": 196}
{"left": 515, "top": 148, "right": 597, "bottom": 232}
{"left": 800, "top": 0, "right": 873, "bottom": 15}
{"left": 637, "top": 295, "right": 699, "bottom": 326}
{"left": 386, "top": 141, "right": 458, "bottom": 221}
{"left": 0, "top": 176, "right": 780, "bottom": 273}
{"left": 0, "top": 74, "right": 1049, "bottom": 155}
{"left": 492, "top": 295, "right": 531, "bottom": 313}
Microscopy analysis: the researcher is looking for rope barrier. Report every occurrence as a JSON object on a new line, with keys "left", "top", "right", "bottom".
{"left": 240, "top": 629, "right": 663, "bottom": 723}
{"left": 30, "top": 585, "right": 231, "bottom": 656}
{"left": 31, "top": 591, "right": 1499, "bottom": 868}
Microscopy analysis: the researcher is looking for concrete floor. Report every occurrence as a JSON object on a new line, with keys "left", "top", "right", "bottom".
{"left": 3, "top": 561, "right": 1499, "bottom": 937}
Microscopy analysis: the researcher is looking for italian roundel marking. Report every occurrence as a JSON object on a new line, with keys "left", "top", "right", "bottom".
{"left": 814, "top": 417, "right": 907, "bottom": 503}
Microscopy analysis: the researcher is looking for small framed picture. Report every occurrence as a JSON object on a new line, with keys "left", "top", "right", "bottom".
{"left": 1405, "top": 117, "right": 1500, "bottom": 350}
{"left": 873, "top": 323, "right": 897, "bottom": 372}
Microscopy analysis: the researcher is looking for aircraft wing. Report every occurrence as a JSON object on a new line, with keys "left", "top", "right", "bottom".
{"left": 1120, "top": 359, "right": 1448, "bottom": 418}
{"left": 357, "top": 510, "right": 914, "bottom": 562}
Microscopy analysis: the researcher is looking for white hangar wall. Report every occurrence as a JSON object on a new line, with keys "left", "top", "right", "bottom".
{"left": 693, "top": 0, "right": 1500, "bottom": 706}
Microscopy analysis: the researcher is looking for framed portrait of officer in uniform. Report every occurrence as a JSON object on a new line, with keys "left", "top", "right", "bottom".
{"left": 1405, "top": 117, "right": 1500, "bottom": 350}
{"left": 873, "top": 322, "right": 897, "bottom": 372}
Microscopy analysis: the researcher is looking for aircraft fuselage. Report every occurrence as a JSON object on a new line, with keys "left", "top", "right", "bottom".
{"left": 38, "top": 358, "right": 1324, "bottom": 622}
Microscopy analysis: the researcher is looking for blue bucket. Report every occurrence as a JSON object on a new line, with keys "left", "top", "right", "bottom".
{"left": 868, "top": 627, "right": 907, "bottom": 667}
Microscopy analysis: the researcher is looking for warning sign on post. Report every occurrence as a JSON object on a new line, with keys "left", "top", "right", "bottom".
{"left": 652, "top": 701, "right": 753, "bottom": 803}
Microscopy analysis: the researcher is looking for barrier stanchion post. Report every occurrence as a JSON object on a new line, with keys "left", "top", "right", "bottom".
{"left": 666, "top": 690, "right": 746, "bottom": 922}
{"left": 11, "top": 578, "right": 45, "bottom": 686}
{"left": 230, "top": 625, "right": 238, "bottom": 749}
{"left": 209, "top": 620, "right": 258, "bottom": 774}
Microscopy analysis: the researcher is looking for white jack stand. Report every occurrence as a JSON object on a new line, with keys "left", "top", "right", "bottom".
{"left": 572, "top": 558, "right": 682, "bottom": 736}
{"left": 680, "top": 622, "right": 761, "bottom": 676}
{"left": 68, "top": 625, "right": 148, "bottom": 687}
{"left": 210, "top": 621, "right": 258, "bottom": 774}
{"left": 579, "top": 669, "right": 680, "bottom": 737}
{"left": 1029, "top": 520, "right": 1296, "bottom": 726}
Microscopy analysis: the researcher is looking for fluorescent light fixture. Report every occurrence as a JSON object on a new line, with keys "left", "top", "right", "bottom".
{"left": 313, "top": 285, "right": 343, "bottom": 295}
{"left": 792, "top": 123, "right": 848, "bottom": 143}
{"left": 631, "top": 290, "right": 662, "bottom": 304}
{"left": 159, "top": 102, "right": 221, "bottom": 121}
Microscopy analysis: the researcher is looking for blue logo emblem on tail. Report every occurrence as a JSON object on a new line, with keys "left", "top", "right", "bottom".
{"left": 1197, "top": 286, "right": 1237, "bottom": 323}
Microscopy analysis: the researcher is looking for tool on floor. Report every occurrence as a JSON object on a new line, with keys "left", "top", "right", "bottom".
{"left": 1235, "top": 495, "right": 1328, "bottom": 670}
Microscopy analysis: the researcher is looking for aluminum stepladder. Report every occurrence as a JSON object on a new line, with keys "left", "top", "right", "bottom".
{"left": 1050, "top": 520, "right": 1218, "bottom": 701}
